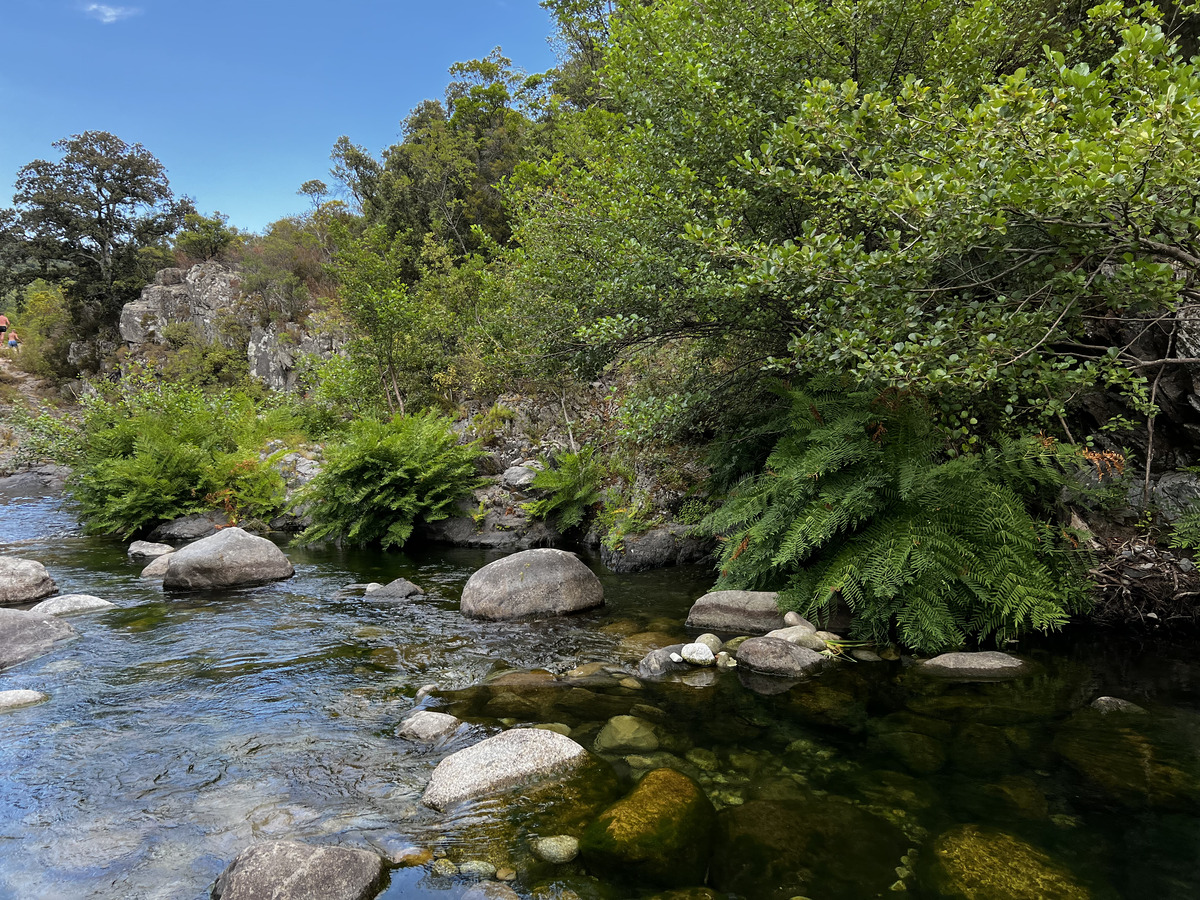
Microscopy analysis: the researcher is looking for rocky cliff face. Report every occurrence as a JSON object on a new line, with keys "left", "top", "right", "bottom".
{"left": 118, "top": 263, "right": 338, "bottom": 391}
{"left": 119, "top": 264, "right": 238, "bottom": 348}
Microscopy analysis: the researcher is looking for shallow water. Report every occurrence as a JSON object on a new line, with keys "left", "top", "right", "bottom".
{"left": 1, "top": 492, "right": 1198, "bottom": 899}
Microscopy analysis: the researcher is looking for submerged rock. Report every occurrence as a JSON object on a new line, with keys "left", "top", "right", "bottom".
{"left": 1090, "top": 696, "right": 1146, "bottom": 715}
{"left": 684, "top": 590, "right": 785, "bottom": 635}
{"left": 29, "top": 594, "right": 114, "bottom": 617}
{"left": 580, "top": 767, "right": 716, "bottom": 888}
{"left": 462, "top": 884, "right": 521, "bottom": 900}
{"left": 210, "top": 840, "right": 386, "bottom": 900}
{"left": 162, "top": 527, "right": 294, "bottom": 590}
{"left": 397, "top": 710, "right": 460, "bottom": 743}
{"left": 917, "top": 651, "right": 1034, "bottom": 680}
{"left": 460, "top": 549, "right": 603, "bottom": 620}
{"left": 0, "top": 556, "right": 57, "bottom": 606}
{"left": 532, "top": 835, "right": 580, "bottom": 864}
{"left": 735, "top": 636, "right": 827, "bottom": 677}
{"left": 923, "top": 824, "right": 1091, "bottom": 899}
{"left": 422, "top": 728, "right": 590, "bottom": 810}
{"left": 595, "top": 716, "right": 659, "bottom": 754}
{"left": 0, "top": 689, "right": 49, "bottom": 712}
{"left": 710, "top": 796, "right": 907, "bottom": 899}
{"left": 1053, "top": 709, "right": 1200, "bottom": 810}
{"left": 0, "top": 608, "right": 77, "bottom": 671}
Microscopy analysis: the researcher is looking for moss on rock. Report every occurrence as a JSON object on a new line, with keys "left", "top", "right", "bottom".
{"left": 580, "top": 767, "right": 715, "bottom": 888}
{"left": 924, "top": 824, "right": 1091, "bottom": 899}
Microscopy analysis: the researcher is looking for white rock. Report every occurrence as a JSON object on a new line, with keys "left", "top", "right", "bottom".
{"left": 669, "top": 652, "right": 684, "bottom": 663}
{"left": 422, "top": 729, "right": 589, "bottom": 810}
{"left": 398, "top": 710, "right": 460, "bottom": 743}
{"left": 28, "top": 594, "right": 114, "bottom": 617}
{"left": 680, "top": 642, "right": 716, "bottom": 666}
{"left": 532, "top": 835, "right": 579, "bottom": 864}
{"left": 0, "top": 689, "right": 48, "bottom": 712}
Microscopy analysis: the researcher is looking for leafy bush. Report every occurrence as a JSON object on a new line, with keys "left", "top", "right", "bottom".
{"left": 69, "top": 375, "right": 291, "bottom": 537}
{"left": 702, "top": 388, "right": 1090, "bottom": 653}
{"left": 523, "top": 446, "right": 605, "bottom": 530}
{"left": 298, "top": 412, "right": 482, "bottom": 548}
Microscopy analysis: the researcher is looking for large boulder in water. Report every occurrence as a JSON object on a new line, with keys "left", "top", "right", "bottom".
{"left": 0, "top": 557, "right": 57, "bottom": 607}
{"left": 460, "top": 548, "right": 603, "bottom": 620}
{"left": 28, "top": 594, "right": 114, "bottom": 617}
{"left": 917, "top": 650, "right": 1034, "bottom": 681}
{"left": 580, "top": 767, "right": 716, "bottom": 888}
{"left": 211, "top": 840, "right": 386, "bottom": 900}
{"left": 147, "top": 510, "right": 231, "bottom": 543}
{"left": 0, "top": 608, "right": 77, "bottom": 671}
{"left": 736, "top": 636, "right": 827, "bottom": 677}
{"left": 162, "top": 527, "right": 294, "bottom": 590}
{"left": 922, "top": 824, "right": 1091, "bottom": 899}
{"left": 422, "top": 727, "right": 590, "bottom": 810}
{"left": 684, "top": 590, "right": 785, "bottom": 634}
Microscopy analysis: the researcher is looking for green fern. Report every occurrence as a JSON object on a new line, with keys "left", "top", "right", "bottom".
{"left": 298, "top": 412, "right": 483, "bottom": 549}
{"left": 701, "top": 389, "right": 1090, "bottom": 653}
{"left": 522, "top": 446, "right": 605, "bottom": 530}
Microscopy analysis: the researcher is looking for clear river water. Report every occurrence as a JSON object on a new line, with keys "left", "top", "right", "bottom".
{"left": 1, "top": 489, "right": 1199, "bottom": 900}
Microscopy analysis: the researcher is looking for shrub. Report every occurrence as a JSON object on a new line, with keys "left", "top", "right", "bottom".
{"left": 298, "top": 412, "right": 482, "bottom": 548}
{"left": 523, "top": 446, "right": 605, "bottom": 530}
{"left": 702, "top": 387, "right": 1090, "bottom": 653}
{"left": 69, "top": 374, "right": 291, "bottom": 537}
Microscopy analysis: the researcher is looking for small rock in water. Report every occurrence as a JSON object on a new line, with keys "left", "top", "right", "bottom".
{"left": 619, "top": 677, "right": 642, "bottom": 690}
{"left": 397, "top": 710, "right": 460, "bottom": 743}
{"left": 852, "top": 649, "right": 884, "bottom": 663}
{"left": 127, "top": 540, "right": 173, "bottom": 562}
{"left": 495, "top": 867, "right": 516, "bottom": 881}
{"left": 685, "top": 747, "right": 719, "bottom": 771}
{"left": 694, "top": 633, "right": 723, "bottom": 653}
{"left": 595, "top": 715, "right": 659, "bottom": 754}
{"left": 210, "top": 840, "right": 386, "bottom": 900}
{"left": 431, "top": 858, "right": 459, "bottom": 877}
{"left": 669, "top": 652, "right": 684, "bottom": 663}
{"left": 462, "top": 884, "right": 521, "bottom": 900}
{"left": 532, "top": 722, "right": 573, "bottom": 736}
{"left": 414, "top": 684, "right": 437, "bottom": 702}
{"left": 532, "top": 835, "right": 579, "bottom": 864}
{"left": 390, "top": 846, "right": 434, "bottom": 867}
{"left": 363, "top": 582, "right": 384, "bottom": 593}
{"left": 458, "top": 860, "right": 497, "bottom": 879}
{"left": 1090, "top": 696, "right": 1147, "bottom": 715}
{"left": 715, "top": 652, "right": 737, "bottom": 669}
{"left": 681, "top": 643, "right": 716, "bottom": 666}
{"left": 0, "top": 689, "right": 49, "bottom": 712}
{"left": 29, "top": 594, "right": 114, "bottom": 617}
{"left": 917, "top": 651, "right": 1033, "bottom": 680}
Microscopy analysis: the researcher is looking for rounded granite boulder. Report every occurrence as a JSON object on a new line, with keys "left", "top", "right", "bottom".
{"left": 460, "top": 548, "right": 603, "bottom": 620}
{"left": 684, "top": 591, "right": 785, "bottom": 635}
{"left": 211, "top": 840, "right": 386, "bottom": 900}
{"left": 735, "top": 636, "right": 828, "bottom": 677}
{"left": 162, "top": 527, "right": 294, "bottom": 590}
{"left": 0, "top": 556, "right": 57, "bottom": 607}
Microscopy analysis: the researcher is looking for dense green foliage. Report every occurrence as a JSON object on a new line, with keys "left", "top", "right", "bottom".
{"left": 298, "top": 413, "right": 483, "bottom": 548}
{"left": 523, "top": 446, "right": 605, "bottom": 529}
{"left": 68, "top": 375, "right": 295, "bottom": 537}
{"left": 703, "top": 389, "right": 1091, "bottom": 651}
{"left": 1, "top": 131, "right": 185, "bottom": 335}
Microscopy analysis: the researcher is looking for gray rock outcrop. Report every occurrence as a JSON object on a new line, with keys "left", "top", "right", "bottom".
{"left": 0, "top": 557, "right": 57, "bottom": 606}
{"left": 119, "top": 264, "right": 236, "bottom": 347}
{"left": 0, "top": 608, "right": 77, "bottom": 671}
{"left": 365, "top": 577, "right": 424, "bottom": 601}
{"left": 917, "top": 651, "right": 1033, "bottom": 680}
{"left": 29, "top": 594, "right": 114, "bottom": 616}
{"left": 421, "top": 494, "right": 560, "bottom": 550}
{"left": 248, "top": 323, "right": 342, "bottom": 393}
{"left": 601, "top": 524, "right": 714, "bottom": 574}
{"left": 685, "top": 590, "right": 786, "bottom": 635}
{"left": 736, "top": 636, "right": 828, "bottom": 677}
{"left": 0, "top": 465, "right": 70, "bottom": 497}
{"left": 162, "top": 527, "right": 294, "bottom": 590}
{"left": 460, "top": 548, "right": 603, "bottom": 620}
{"left": 210, "top": 840, "right": 386, "bottom": 900}
{"left": 422, "top": 728, "right": 590, "bottom": 810}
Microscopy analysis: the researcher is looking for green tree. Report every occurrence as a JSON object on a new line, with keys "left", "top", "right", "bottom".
{"left": 174, "top": 211, "right": 240, "bottom": 262}
{"left": 4, "top": 131, "right": 186, "bottom": 335}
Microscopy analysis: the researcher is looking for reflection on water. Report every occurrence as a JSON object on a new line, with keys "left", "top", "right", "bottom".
{"left": 0, "top": 495, "right": 1198, "bottom": 899}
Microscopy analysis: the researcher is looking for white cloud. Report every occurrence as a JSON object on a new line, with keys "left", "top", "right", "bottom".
{"left": 84, "top": 4, "right": 141, "bottom": 24}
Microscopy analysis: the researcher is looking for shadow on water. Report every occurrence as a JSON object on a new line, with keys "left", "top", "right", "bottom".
{"left": 1, "top": 495, "right": 1198, "bottom": 899}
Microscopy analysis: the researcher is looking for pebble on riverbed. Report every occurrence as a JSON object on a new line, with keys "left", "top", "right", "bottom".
{"left": 532, "top": 835, "right": 579, "bottom": 864}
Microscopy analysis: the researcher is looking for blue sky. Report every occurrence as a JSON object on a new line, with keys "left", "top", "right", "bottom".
{"left": 0, "top": 1, "right": 559, "bottom": 232}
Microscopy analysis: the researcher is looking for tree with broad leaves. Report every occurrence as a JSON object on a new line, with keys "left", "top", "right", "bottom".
{"left": 4, "top": 131, "right": 187, "bottom": 335}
